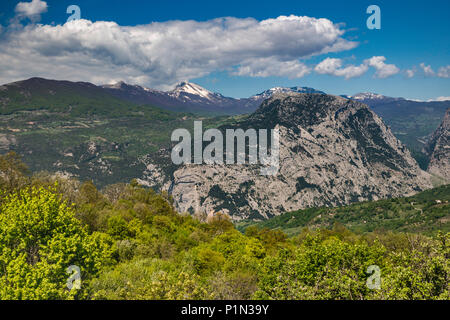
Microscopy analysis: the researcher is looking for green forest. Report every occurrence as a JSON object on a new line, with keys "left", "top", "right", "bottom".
{"left": 0, "top": 152, "right": 448, "bottom": 300}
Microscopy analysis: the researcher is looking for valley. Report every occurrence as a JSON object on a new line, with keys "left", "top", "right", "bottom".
{"left": 0, "top": 77, "right": 449, "bottom": 220}
{"left": 236, "top": 184, "right": 450, "bottom": 236}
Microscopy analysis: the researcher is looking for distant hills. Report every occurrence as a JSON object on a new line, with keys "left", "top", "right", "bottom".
{"left": 0, "top": 77, "right": 326, "bottom": 115}
{"left": 102, "top": 80, "right": 325, "bottom": 114}
{"left": 350, "top": 92, "right": 405, "bottom": 105}
{"left": 101, "top": 80, "right": 256, "bottom": 114}
{"left": 0, "top": 77, "right": 136, "bottom": 116}
{"left": 236, "top": 183, "right": 450, "bottom": 236}
{"left": 0, "top": 77, "right": 449, "bottom": 197}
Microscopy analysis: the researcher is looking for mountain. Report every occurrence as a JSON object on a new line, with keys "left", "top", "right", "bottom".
{"left": 102, "top": 81, "right": 255, "bottom": 114}
{"left": 168, "top": 82, "right": 227, "bottom": 104}
{"left": 0, "top": 78, "right": 197, "bottom": 187}
{"left": 351, "top": 92, "right": 405, "bottom": 105}
{"left": 0, "top": 78, "right": 442, "bottom": 211}
{"left": 351, "top": 92, "right": 450, "bottom": 169}
{"left": 103, "top": 81, "right": 326, "bottom": 115}
{"left": 0, "top": 77, "right": 259, "bottom": 115}
{"left": 0, "top": 77, "right": 136, "bottom": 116}
{"left": 236, "top": 184, "right": 450, "bottom": 236}
{"left": 251, "top": 86, "right": 325, "bottom": 100}
{"left": 101, "top": 81, "right": 180, "bottom": 108}
{"left": 425, "top": 108, "right": 450, "bottom": 182}
{"left": 168, "top": 92, "right": 432, "bottom": 220}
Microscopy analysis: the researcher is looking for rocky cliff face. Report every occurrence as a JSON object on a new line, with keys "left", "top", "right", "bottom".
{"left": 426, "top": 108, "right": 450, "bottom": 182}
{"left": 168, "top": 93, "right": 432, "bottom": 220}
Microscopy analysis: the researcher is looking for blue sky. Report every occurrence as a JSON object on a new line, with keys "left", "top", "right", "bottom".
{"left": 0, "top": 0, "right": 449, "bottom": 100}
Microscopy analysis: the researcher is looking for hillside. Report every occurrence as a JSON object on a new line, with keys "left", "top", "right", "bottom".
{"left": 0, "top": 78, "right": 443, "bottom": 202}
{"left": 425, "top": 108, "right": 450, "bottom": 182}
{"left": 170, "top": 92, "right": 432, "bottom": 220}
{"left": 0, "top": 161, "right": 447, "bottom": 300}
{"left": 236, "top": 184, "right": 450, "bottom": 236}
{"left": 352, "top": 94, "right": 450, "bottom": 169}
{"left": 0, "top": 77, "right": 146, "bottom": 117}
{"left": 0, "top": 78, "right": 203, "bottom": 187}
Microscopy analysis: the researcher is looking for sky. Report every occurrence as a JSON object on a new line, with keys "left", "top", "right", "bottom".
{"left": 0, "top": 0, "right": 449, "bottom": 100}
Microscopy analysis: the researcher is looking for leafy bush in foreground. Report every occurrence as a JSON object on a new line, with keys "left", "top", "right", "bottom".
{"left": 0, "top": 185, "right": 112, "bottom": 299}
{"left": 0, "top": 156, "right": 448, "bottom": 300}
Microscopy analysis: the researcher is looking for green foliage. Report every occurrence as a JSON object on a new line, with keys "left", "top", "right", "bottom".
{"left": 0, "top": 151, "right": 29, "bottom": 195}
{"left": 255, "top": 233, "right": 386, "bottom": 299}
{"left": 90, "top": 258, "right": 212, "bottom": 300}
{"left": 237, "top": 184, "right": 450, "bottom": 236}
{"left": 255, "top": 229, "right": 449, "bottom": 300}
{"left": 372, "top": 232, "right": 449, "bottom": 300}
{"left": 0, "top": 160, "right": 448, "bottom": 300}
{"left": 0, "top": 185, "right": 112, "bottom": 299}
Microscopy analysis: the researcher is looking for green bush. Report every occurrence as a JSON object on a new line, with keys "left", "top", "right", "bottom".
{"left": 0, "top": 185, "right": 112, "bottom": 299}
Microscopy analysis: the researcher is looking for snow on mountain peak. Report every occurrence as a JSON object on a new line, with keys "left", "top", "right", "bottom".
{"left": 352, "top": 92, "right": 387, "bottom": 100}
{"left": 253, "top": 86, "right": 325, "bottom": 99}
{"left": 171, "top": 81, "right": 214, "bottom": 99}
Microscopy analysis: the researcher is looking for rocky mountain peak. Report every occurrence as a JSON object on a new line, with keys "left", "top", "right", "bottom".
{"left": 351, "top": 92, "right": 405, "bottom": 106}
{"left": 426, "top": 108, "right": 450, "bottom": 182}
{"left": 245, "top": 92, "right": 358, "bottom": 130}
{"left": 252, "top": 86, "right": 325, "bottom": 100}
{"left": 169, "top": 92, "right": 432, "bottom": 220}
{"left": 170, "top": 81, "right": 218, "bottom": 99}
{"left": 352, "top": 92, "right": 387, "bottom": 100}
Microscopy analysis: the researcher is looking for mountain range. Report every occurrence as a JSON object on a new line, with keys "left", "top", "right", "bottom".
{"left": 2, "top": 77, "right": 448, "bottom": 167}
{"left": 102, "top": 80, "right": 325, "bottom": 114}
{"left": 103, "top": 80, "right": 450, "bottom": 162}
{"left": 0, "top": 77, "right": 448, "bottom": 220}
{"left": 169, "top": 93, "right": 432, "bottom": 219}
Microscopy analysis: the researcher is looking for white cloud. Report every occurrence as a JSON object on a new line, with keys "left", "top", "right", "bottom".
{"left": 364, "top": 56, "right": 399, "bottom": 78}
{"left": 405, "top": 68, "right": 416, "bottom": 78}
{"left": 437, "top": 66, "right": 450, "bottom": 78}
{"left": 315, "top": 58, "right": 342, "bottom": 74}
{"left": 314, "top": 57, "right": 368, "bottom": 79}
{"left": 232, "top": 58, "right": 311, "bottom": 78}
{"left": 0, "top": 15, "right": 357, "bottom": 88}
{"left": 15, "top": 0, "right": 47, "bottom": 21}
{"left": 430, "top": 96, "right": 450, "bottom": 102}
{"left": 416, "top": 63, "right": 450, "bottom": 78}
{"left": 315, "top": 56, "right": 400, "bottom": 79}
{"left": 420, "top": 63, "right": 435, "bottom": 77}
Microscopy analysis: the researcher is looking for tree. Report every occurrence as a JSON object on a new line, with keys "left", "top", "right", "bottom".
{"left": 0, "top": 151, "right": 29, "bottom": 194}
{"left": 0, "top": 185, "right": 112, "bottom": 299}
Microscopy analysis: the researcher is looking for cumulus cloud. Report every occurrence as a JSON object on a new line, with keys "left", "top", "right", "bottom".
{"left": 405, "top": 68, "right": 416, "bottom": 78}
{"left": 314, "top": 57, "right": 370, "bottom": 79}
{"left": 417, "top": 63, "right": 450, "bottom": 78}
{"left": 420, "top": 63, "right": 435, "bottom": 77}
{"left": 0, "top": 15, "right": 357, "bottom": 88}
{"left": 232, "top": 58, "right": 311, "bottom": 78}
{"left": 437, "top": 66, "right": 450, "bottom": 78}
{"left": 364, "top": 56, "right": 399, "bottom": 78}
{"left": 314, "top": 56, "right": 400, "bottom": 79}
{"left": 15, "top": 0, "right": 47, "bottom": 21}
